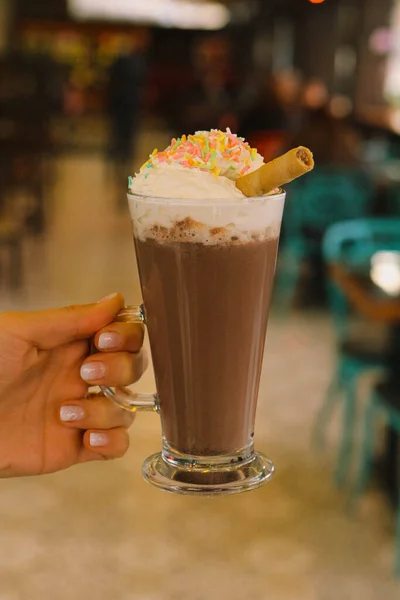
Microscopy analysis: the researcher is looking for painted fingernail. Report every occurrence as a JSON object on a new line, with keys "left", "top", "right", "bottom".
{"left": 97, "top": 293, "right": 119, "bottom": 303}
{"left": 80, "top": 361, "right": 106, "bottom": 381}
{"left": 97, "top": 332, "right": 122, "bottom": 350}
{"left": 60, "top": 405, "right": 85, "bottom": 422}
{"left": 89, "top": 432, "right": 108, "bottom": 447}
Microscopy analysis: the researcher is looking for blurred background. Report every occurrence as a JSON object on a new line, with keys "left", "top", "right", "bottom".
{"left": 1, "top": 0, "right": 400, "bottom": 598}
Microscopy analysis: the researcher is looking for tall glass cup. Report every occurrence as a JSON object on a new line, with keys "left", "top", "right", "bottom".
{"left": 101, "top": 190, "right": 285, "bottom": 495}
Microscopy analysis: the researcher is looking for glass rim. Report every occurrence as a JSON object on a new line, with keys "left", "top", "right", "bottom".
{"left": 127, "top": 188, "right": 286, "bottom": 206}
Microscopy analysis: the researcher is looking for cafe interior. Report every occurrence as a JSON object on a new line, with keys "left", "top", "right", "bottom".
{"left": 1, "top": 0, "right": 400, "bottom": 597}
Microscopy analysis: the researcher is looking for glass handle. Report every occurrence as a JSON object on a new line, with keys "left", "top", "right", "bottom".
{"left": 100, "top": 305, "right": 158, "bottom": 413}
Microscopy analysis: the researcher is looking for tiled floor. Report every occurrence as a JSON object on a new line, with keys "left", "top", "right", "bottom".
{"left": 0, "top": 146, "right": 399, "bottom": 599}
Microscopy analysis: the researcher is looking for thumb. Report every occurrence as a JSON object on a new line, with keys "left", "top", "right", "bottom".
{"left": 2, "top": 293, "right": 125, "bottom": 350}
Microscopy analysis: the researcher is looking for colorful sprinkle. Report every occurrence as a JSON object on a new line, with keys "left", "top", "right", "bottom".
{"left": 171, "top": 139, "right": 181, "bottom": 151}
{"left": 139, "top": 129, "right": 261, "bottom": 178}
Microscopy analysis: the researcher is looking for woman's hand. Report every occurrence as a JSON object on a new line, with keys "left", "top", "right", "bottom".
{"left": 0, "top": 293, "right": 145, "bottom": 477}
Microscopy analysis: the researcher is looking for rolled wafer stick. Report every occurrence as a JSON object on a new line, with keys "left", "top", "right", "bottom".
{"left": 236, "top": 146, "right": 314, "bottom": 197}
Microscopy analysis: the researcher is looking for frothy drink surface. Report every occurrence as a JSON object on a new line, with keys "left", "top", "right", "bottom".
{"left": 134, "top": 219, "right": 279, "bottom": 457}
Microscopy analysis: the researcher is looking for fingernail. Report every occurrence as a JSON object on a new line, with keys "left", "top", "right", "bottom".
{"left": 80, "top": 361, "right": 106, "bottom": 381}
{"left": 60, "top": 405, "right": 85, "bottom": 422}
{"left": 89, "top": 432, "right": 108, "bottom": 447}
{"left": 98, "top": 332, "right": 122, "bottom": 350}
{"left": 97, "top": 293, "right": 119, "bottom": 303}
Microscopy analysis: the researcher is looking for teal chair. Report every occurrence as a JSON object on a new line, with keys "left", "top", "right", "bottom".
{"left": 278, "top": 167, "right": 374, "bottom": 306}
{"left": 313, "top": 218, "right": 400, "bottom": 486}
{"left": 351, "top": 380, "right": 400, "bottom": 575}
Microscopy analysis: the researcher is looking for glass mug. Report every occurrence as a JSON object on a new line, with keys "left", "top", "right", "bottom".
{"left": 101, "top": 190, "right": 285, "bottom": 495}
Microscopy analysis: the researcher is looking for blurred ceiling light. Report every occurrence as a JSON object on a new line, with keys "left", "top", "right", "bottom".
{"left": 371, "top": 252, "right": 400, "bottom": 297}
{"left": 308, "top": 0, "right": 325, "bottom": 4}
{"left": 69, "top": 0, "right": 230, "bottom": 30}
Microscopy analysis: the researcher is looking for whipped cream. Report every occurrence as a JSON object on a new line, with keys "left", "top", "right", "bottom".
{"left": 131, "top": 163, "right": 245, "bottom": 199}
{"left": 128, "top": 129, "right": 284, "bottom": 243}
{"left": 129, "top": 129, "right": 264, "bottom": 200}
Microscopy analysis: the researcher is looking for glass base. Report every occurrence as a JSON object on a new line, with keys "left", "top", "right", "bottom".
{"left": 142, "top": 451, "right": 274, "bottom": 496}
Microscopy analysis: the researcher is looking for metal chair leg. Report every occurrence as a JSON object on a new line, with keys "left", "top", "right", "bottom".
{"left": 348, "top": 395, "right": 377, "bottom": 509}
{"left": 312, "top": 368, "right": 343, "bottom": 450}
{"left": 335, "top": 377, "right": 357, "bottom": 487}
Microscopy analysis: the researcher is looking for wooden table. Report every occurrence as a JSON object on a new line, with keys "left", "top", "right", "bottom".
{"left": 330, "top": 264, "right": 400, "bottom": 323}
{"left": 330, "top": 262, "right": 400, "bottom": 503}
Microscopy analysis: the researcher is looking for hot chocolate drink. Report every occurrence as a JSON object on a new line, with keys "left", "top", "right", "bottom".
{"left": 134, "top": 217, "right": 279, "bottom": 456}
{"left": 117, "top": 129, "right": 294, "bottom": 494}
